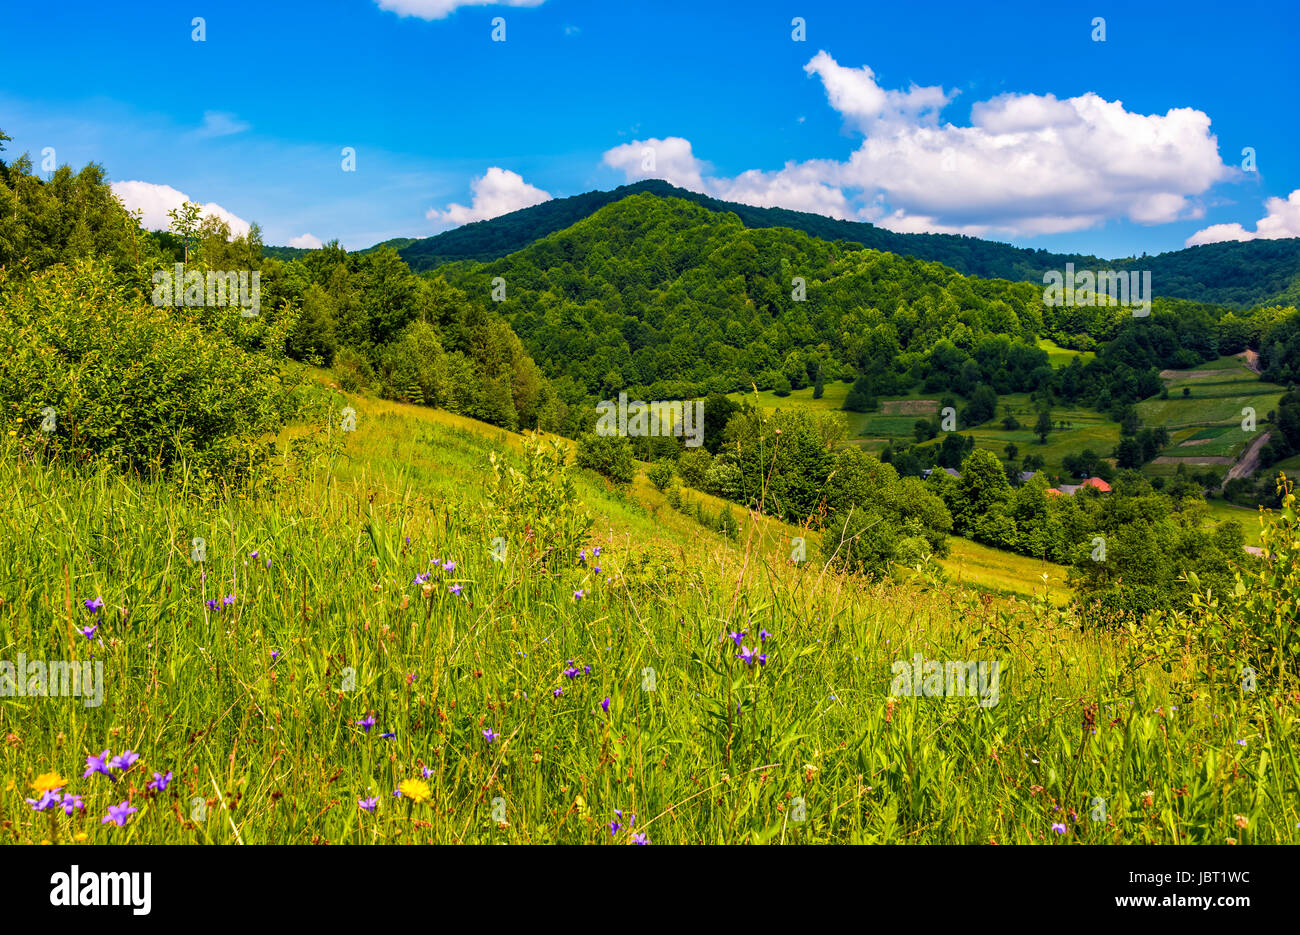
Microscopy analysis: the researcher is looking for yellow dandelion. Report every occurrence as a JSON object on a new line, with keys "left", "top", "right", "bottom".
{"left": 398, "top": 778, "right": 431, "bottom": 804}
{"left": 73, "top": 832, "right": 88, "bottom": 842}
{"left": 32, "top": 771, "right": 66, "bottom": 794}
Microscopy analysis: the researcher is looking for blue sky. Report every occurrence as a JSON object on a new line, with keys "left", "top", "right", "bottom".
{"left": 2, "top": 0, "right": 1296, "bottom": 257}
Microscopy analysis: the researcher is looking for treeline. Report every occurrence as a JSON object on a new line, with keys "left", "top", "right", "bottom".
{"left": 0, "top": 130, "right": 557, "bottom": 484}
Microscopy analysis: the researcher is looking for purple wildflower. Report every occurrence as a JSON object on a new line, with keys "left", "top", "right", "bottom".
{"left": 222, "top": 593, "right": 235, "bottom": 606}
{"left": 729, "top": 630, "right": 747, "bottom": 647}
{"left": 593, "top": 546, "right": 601, "bottom": 557}
{"left": 631, "top": 832, "right": 650, "bottom": 845}
{"left": 60, "top": 793, "right": 85, "bottom": 815}
{"left": 147, "top": 771, "right": 172, "bottom": 792}
{"left": 380, "top": 732, "right": 395, "bottom": 740}
{"left": 249, "top": 550, "right": 259, "bottom": 559}
{"left": 552, "top": 688, "right": 564, "bottom": 698}
{"left": 736, "top": 646, "right": 757, "bottom": 666}
{"left": 442, "top": 561, "right": 456, "bottom": 572}
{"left": 413, "top": 573, "right": 427, "bottom": 586}
{"left": 759, "top": 628, "right": 771, "bottom": 643}
{"left": 1051, "top": 822, "right": 1067, "bottom": 834}
{"left": 101, "top": 801, "right": 138, "bottom": 827}
{"left": 573, "top": 589, "right": 584, "bottom": 600}
{"left": 108, "top": 750, "right": 139, "bottom": 772}
{"left": 83, "top": 749, "right": 113, "bottom": 780}
{"left": 449, "top": 583, "right": 463, "bottom": 596}
{"left": 357, "top": 714, "right": 376, "bottom": 732}
{"left": 600, "top": 697, "right": 610, "bottom": 713}
{"left": 83, "top": 596, "right": 104, "bottom": 614}
{"left": 78, "top": 623, "right": 98, "bottom": 640}
{"left": 26, "top": 790, "right": 61, "bottom": 812}
{"left": 482, "top": 728, "right": 499, "bottom": 743}
{"left": 358, "top": 797, "right": 378, "bottom": 813}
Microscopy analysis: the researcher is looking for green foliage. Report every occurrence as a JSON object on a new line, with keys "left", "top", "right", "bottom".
{"left": 647, "top": 459, "right": 675, "bottom": 492}
{"left": 574, "top": 432, "right": 637, "bottom": 486}
{"left": 486, "top": 432, "right": 593, "bottom": 566}
{"left": 0, "top": 260, "right": 303, "bottom": 485}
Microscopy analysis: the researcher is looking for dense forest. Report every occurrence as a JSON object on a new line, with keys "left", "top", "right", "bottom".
{"left": 386, "top": 178, "right": 1300, "bottom": 308}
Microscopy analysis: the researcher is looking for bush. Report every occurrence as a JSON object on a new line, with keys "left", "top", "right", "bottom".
{"left": 677, "top": 448, "right": 713, "bottom": 489}
{"left": 647, "top": 459, "right": 675, "bottom": 492}
{"left": 0, "top": 260, "right": 302, "bottom": 484}
{"left": 575, "top": 432, "right": 637, "bottom": 486}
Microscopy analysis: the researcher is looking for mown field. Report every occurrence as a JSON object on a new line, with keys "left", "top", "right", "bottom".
{"left": 2, "top": 384, "right": 1297, "bottom": 845}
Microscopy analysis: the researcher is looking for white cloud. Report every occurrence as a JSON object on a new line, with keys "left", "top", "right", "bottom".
{"left": 426, "top": 167, "right": 552, "bottom": 228}
{"left": 1186, "top": 189, "right": 1300, "bottom": 246}
{"left": 374, "top": 0, "right": 544, "bottom": 20}
{"left": 602, "top": 137, "right": 709, "bottom": 192}
{"left": 288, "top": 233, "right": 324, "bottom": 249}
{"left": 195, "top": 111, "right": 250, "bottom": 138}
{"left": 110, "top": 180, "right": 252, "bottom": 237}
{"left": 601, "top": 52, "right": 1235, "bottom": 238}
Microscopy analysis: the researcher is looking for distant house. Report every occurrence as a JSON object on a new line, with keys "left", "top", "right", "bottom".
{"left": 921, "top": 468, "right": 962, "bottom": 479}
{"left": 1017, "top": 471, "right": 1037, "bottom": 485}
{"left": 1046, "top": 477, "right": 1111, "bottom": 497}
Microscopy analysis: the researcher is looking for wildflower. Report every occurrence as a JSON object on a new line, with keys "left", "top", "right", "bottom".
{"left": 631, "top": 832, "right": 650, "bottom": 845}
{"left": 736, "top": 646, "right": 757, "bottom": 666}
{"left": 78, "top": 624, "right": 98, "bottom": 640}
{"left": 398, "top": 778, "right": 431, "bottom": 803}
{"left": 147, "top": 771, "right": 172, "bottom": 792}
{"left": 101, "top": 801, "right": 138, "bottom": 827}
{"left": 760, "top": 628, "right": 771, "bottom": 643}
{"left": 552, "top": 688, "right": 564, "bottom": 698}
{"left": 358, "top": 797, "right": 378, "bottom": 813}
{"left": 449, "top": 584, "right": 463, "bottom": 596}
{"left": 601, "top": 697, "right": 610, "bottom": 713}
{"left": 380, "top": 732, "right": 396, "bottom": 740}
{"left": 1236, "top": 739, "right": 1247, "bottom": 746}
{"left": 413, "top": 573, "right": 427, "bottom": 586}
{"left": 421, "top": 765, "right": 433, "bottom": 779}
{"left": 249, "top": 550, "right": 259, "bottom": 559}
{"left": 357, "top": 715, "right": 376, "bottom": 733}
{"left": 406, "top": 672, "right": 416, "bottom": 685}
{"left": 26, "top": 790, "right": 60, "bottom": 812}
{"left": 564, "top": 663, "right": 581, "bottom": 679}
{"left": 83, "top": 749, "right": 113, "bottom": 780}
{"left": 1234, "top": 814, "right": 1248, "bottom": 829}
{"left": 757, "top": 653, "right": 767, "bottom": 666}
{"left": 1051, "top": 823, "right": 1067, "bottom": 835}
{"left": 266, "top": 558, "right": 271, "bottom": 568}
{"left": 442, "top": 561, "right": 456, "bottom": 572}
{"left": 573, "top": 589, "right": 584, "bottom": 600}
{"left": 482, "top": 728, "right": 499, "bottom": 743}
{"left": 222, "top": 593, "right": 235, "bottom": 607}
{"left": 583, "top": 664, "right": 591, "bottom": 675}
{"left": 204, "top": 599, "right": 218, "bottom": 612}
{"left": 83, "top": 597, "right": 104, "bottom": 614}
{"left": 32, "top": 772, "right": 66, "bottom": 795}
{"left": 728, "top": 630, "right": 746, "bottom": 647}
{"left": 593, "top": 546, "right": 601, "bottom": 557}
{"left": 59, "top": 793, "right": 85, "bottom": 815}
{"left": 270, "top": 650, "right": 281, "bottom": 662}
{"left": 593, "top": 566, "right": 601, "bottom": 574}
{"left": 108, "top": 751, "right": 139, "bottom": 771}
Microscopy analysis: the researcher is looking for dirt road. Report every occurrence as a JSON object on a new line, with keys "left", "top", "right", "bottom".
{"left": 1222, "top": 430, "right": 1273, "bottom": 487}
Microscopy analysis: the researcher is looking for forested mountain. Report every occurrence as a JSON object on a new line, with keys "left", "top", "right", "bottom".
{"left": 369, "top": 179, "right": 1300, "bottom": 308}
{"left": 439, "top": 193, "right": 1288, "bottom": 414}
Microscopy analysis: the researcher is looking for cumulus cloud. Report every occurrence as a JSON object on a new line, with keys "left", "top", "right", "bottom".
{"left": 289, "top": 233, "right": 324, "bottom": 249}
{"left": 374, "top": 0, "right": 544, "bottom": 20}
{"left": 426, "top": 167, "right": 552, "bottom": 228}
{"left": 1186, "top": 189, "right": 1300, "bottom": 246}
{"left": 602, "top": 52, "right": 1236, "bottom": 238}
{"left": 110, "top": 180, "right": 251, "bottom": 238}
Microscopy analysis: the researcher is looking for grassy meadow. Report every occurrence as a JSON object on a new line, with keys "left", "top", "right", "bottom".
{"left": 2, "top": 383, "right": 1297, "bottom": 845}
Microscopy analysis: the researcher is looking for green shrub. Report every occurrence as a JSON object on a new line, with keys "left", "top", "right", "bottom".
{"left": 574, "top": 432, "right": 637, "bottom": 486}
{"left": 647, "top": 459, "right": 675, "bottom": 492}
{"left": 0, "top": 260, "right": 301, "bottom": 484}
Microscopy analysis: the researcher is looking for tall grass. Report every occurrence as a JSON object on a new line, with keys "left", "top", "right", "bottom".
{"left": 1, "top": 394, "right": 1296, "bottom": 844}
